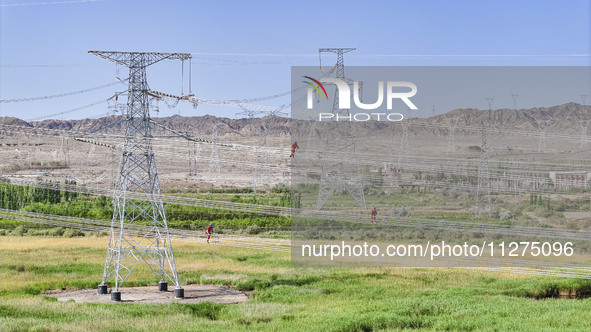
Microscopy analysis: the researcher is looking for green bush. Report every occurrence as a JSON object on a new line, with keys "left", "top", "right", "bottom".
{"left": 499, "top": 210, "right": 513, "bottom": 220}
{"left": 11, "top": 225, "right": 27, "bottom": 236}
{"left": 63, "top": 229, "right": 85, "bottom": 238}
{"left": 27, "top": 229, "right": 50, "bottom": 236}
{"left": 390, "top": 207, "right": 408, "bottom": 217}
{"left": 246, "top": 225, "right": 261, "bottom": 235}
{"left": 48, "top": 228, "right": 65, "bottom": 237}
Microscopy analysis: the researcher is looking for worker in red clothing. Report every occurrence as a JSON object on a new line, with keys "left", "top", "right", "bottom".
{"left": 290, "top": 141, "right": 299, "bottom": 158}
{"left": 371, "top": 207, "right": 377, "bottom": 224}
{"left": 206, "top": 223, "right": 214, "bottom": 244}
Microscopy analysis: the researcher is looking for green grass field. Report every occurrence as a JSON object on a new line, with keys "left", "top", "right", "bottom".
{"left": 1, "top": 185, "right": 591, "bottom": 330}
{"left": 1, "top": 236, "right": 591, "bottom": 332}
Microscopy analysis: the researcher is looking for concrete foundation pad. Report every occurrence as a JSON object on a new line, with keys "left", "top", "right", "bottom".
{"left": 46, "top": 284, "right": 248, "bottom": 304}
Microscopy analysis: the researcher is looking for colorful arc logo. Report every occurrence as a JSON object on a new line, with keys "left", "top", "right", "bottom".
{"left": 302, "top": 76, "right": 328, "bottom": 100}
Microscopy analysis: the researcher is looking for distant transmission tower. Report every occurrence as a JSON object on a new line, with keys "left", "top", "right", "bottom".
{"left": 86, "top": 144, "right": 95, "bottom": 165}
{"left": 513, "top": 177, "right": 520, "bottom": 203}
{"left": 486, "top": 97, "right": 494, "bottom": 110}
{"left": 90, "top": 51, "right": 190, "bottom": 301}
{"left": 475, "top": 124, "right": 492, "bottom": 218}
{"left": 315, "top": 48, "right": 366, "bottom": 211}
{"left": 53, "top": 137, "right": 69, "bottom": 165}
{"left": 85, "top": 144, "right": 96, "bottom": 183}
{"left": 511, "top": 94, "right": 518, "bottom": 110}
{"left": 581, "top": 94, "right": 588, "bottom": 106}
{"left": 237, "top": 105, "right": 266, "bottom": 193}
{"left": 397, "top": 118, "right": 412, "bottom": 168}
{"left": 237, "top": 105, "right": 286, "bottom": 192}
{"left": 447, "top": 119, "right": 457, "bottom": 154}
{"left": 534, "top": 118, "right": 552, "bottom": 153}
{"left": 260, "top": 107, "right": 287, "bottom": 188}
{"left": 399, "top": 107, "right": 416, "bottom": 167}
{"left": 578, "top": 119, "right": 591, "bottom": 148}
{"left": 53, "top": 137, "right": 66, "bottom": 163}
{"left": 208, "top": 124, "right": 222, "bottom": 174}
{"left": 189, "top": 142, "right": 202, "bottom": 176}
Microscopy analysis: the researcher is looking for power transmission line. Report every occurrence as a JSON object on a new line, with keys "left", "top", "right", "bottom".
{"left": 1, "top": 80, "right": 125, "bottom": 103}
{"left": 25, "top": 97, "right": 112, "bottom": 121}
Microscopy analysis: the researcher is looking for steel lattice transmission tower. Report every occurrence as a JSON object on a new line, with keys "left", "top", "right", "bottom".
{"left": 90, "top": 51, "right": 191, "bottom": 301}
{"left": 53, "top": 137, "right": 69, "bottom": 165}
{"left": 475, "top": 124, "right": 492, "bottom": 218}
{"left": 397, "top": 119, "right": 411, "bottom": 167}
{"left": 189, "top": 142, "right": 202, "bottom": 176}
{"left": 447, "top": 121, "right": 457, "bottom": 153}
{"left": 486, "top": 97, "right": 494, "bottom": 110}
{"left": 315, "top": 48, "right": 366, "bottom": 211}
{"left": 578, "top": 119, "right": 591, "bottom": 148}
{"left": 511, "top": 94, "right": 518, "bottom": 110}
{"left": 237, "top": 105, "right": 286, "bottom": 193}
{"left": 237, "top": 105, "right": 266, "bottom": 193}
{"left": 398, "top": 109, "right": 414, "bottom": 168}
{"left": 209, "top": 124, "right": 222, "bottom": 174}
{"left": 534, "top": 118, "right": 552, "bottom": 153}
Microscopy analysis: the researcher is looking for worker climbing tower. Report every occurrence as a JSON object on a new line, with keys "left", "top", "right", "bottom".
{"left": 90, "top": 51, "right": 191, "bottom": 301}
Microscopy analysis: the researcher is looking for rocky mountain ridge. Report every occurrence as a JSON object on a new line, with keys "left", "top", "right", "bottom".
{"left": 1, "top": 102, "right": 589, "bottom": 137}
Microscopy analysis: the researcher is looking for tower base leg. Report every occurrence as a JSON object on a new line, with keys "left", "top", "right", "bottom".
{"left": 97, "top": 284, "right": 108, "bottom": 295}
{"left": 174, "top": 288, "right": 184, "bottom": 299}
{"left": 111, "top": 291, "right": 121, "bottom": 302}
{"left": 158, "top": 281, "right": 168, "bottom": 292}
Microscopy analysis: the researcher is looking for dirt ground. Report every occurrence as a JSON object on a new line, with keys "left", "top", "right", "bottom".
{"left": 46, "top": 284, "right": 249, "bottom": 304}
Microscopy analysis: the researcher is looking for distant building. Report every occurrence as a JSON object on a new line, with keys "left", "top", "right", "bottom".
{"left": 549, "top": 171, "right": 591, "bottom": 190}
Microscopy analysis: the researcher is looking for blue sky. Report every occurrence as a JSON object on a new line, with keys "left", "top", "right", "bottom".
{"left": 0, "top": 0, "right": 589, "bottom": 120}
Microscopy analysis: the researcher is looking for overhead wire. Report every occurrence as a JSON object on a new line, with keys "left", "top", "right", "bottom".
{"left": 2, "top": 208, "right": 591, "bottom": 278}
{"left": 1, "top": 50, "right": 590, "bottom": 278}
{"left": 24, "top": 98, "right": 112, "bottom": 122}
{"left": 1, "top": 79, "right": 126, "bottom": 103}
{"left": 2, "top": 121, "right": 590, "bottom": 191}
{"left": 3, "top": 177, "right": 591, "bottom": 243}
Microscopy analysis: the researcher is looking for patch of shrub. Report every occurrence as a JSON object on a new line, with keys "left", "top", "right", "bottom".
{"left": 499, "top": 210, "right": 513, "bottom": 220}
{"left": 391, "top": 207, "right": 408, "bottom": 217}
{"left": 27, "top": 229, "right": 50, "bottom": 236}
{"left": 48, "top": 228, "right": 65, "bottom": 237}
{"left": 63, "top": 229, "right": 85, "bottom": 238}
{"left": 246, "top": 225, "right": 261, "bottom": 235}
{"left": 11, "top": 225, "right": 27, "bottom": 236}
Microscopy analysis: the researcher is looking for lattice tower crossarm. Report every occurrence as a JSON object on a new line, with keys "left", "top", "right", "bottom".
{"left": 89, "top": 51, "right": 190, "bottom": 301}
